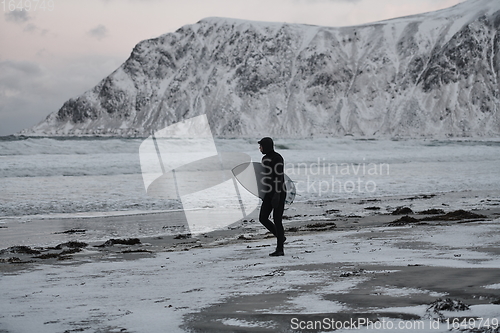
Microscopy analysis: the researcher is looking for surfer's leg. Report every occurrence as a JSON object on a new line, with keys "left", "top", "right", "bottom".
{"left": 272, "top": 192, "right": 287, "bottom": 253}
{"left": 259, "top": 194, "right": 277, "bottom": 236}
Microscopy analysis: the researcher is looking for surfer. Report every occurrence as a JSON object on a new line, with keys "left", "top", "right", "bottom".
{"left": 258, "top": 137, "right": 287, "bottom": 256}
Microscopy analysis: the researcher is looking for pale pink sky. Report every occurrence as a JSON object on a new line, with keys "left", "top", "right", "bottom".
{"left": 0, "top": 0, "right": 465, "bottom": 135}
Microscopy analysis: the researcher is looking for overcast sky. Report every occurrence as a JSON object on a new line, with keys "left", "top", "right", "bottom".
{"left": 0, "top": 0, "right": 465, "bottom": 136}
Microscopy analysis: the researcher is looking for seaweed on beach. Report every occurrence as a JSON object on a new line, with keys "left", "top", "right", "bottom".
{"left": 174, "top": 234, "right": 192, "bottom": 239}
{"left": 1, "top": 257, "right": 34, "bottom": 264}
{"left": 283, "top": 214, "right": 303, "bottom": 220}
{"left": 340, "top": 268, "right": 365, "bottom": 277}
{"left": 403, "top": 194, "right": 437, "bottom": 200}
{"left": 418, "top": 208, "right": 446, "bottom": 215}
{"left": 121, "top": 249, "right": 152, "bottom": 254}
{"left": 428, "top": 298, "right": 470, "bottom": 312}
{"left": 305, "top": 221, "right": 337, "bottom": 231}
{"left": 60, "top": 248, "right": 83, "bottom": 255}
{"left": 55, "top": 241, "right": 88, "bottom": 249}
{"left": 32, "top": 247, "right": 82, "bottom": 259}
{"left": 357, "top": 199, "right": 381, "bottom": 204}
{"left": 391, "top": 207, "right": 414, "bottom": 215}
{"left": 95, "top": 238, "right": 142, "bottom": 247}
{"left": 33, "top": 253, "right": 62, "bottom": 259}
{"left": 425, "top": 298, "right": 470, "bottom": 320}
{"left": 0, "top": 257, "right": 21, "bottom": 263}
{"left": 389, "top": 209, "right": 487, "bottom": 226}
{"left": 2, "top": 246, "right": 41, "bottom": 255}
{"left": 237, "top": 234, "right": 252, "bottom": 240}
{"left": 421, "top": 210, "right": 486, "bottom": 221}
{"left": 388, "top": 215, "right": 420, "bottom": 226}
{"left": 54, "top": 229, "right": 86, "bottom": 234}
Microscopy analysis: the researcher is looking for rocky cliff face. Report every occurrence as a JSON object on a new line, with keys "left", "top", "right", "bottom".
{"left": 22, "top": 0, "right": 500, "bottom": 137}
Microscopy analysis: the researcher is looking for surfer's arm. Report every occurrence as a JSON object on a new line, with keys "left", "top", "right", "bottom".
{"left": 271, "top": 163, "right": 283, "bottom": 208}
{"left": 261, "top": 157, "right": 273, "bottom": 194}
{"left": 271, "top": 155, "right": 284, "bottom": 194}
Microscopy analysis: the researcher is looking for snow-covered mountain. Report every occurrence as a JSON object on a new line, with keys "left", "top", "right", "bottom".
{"left": 22, "top": 0, "right": 500, "bottom": 137}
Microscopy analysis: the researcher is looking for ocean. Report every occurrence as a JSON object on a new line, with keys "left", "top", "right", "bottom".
{"left": 1, "top": 136, "right": 499, "bottom": 247}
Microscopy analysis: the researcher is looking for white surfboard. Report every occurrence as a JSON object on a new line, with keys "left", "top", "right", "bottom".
{"left": 232, "top": 162, "right": 296, "bottom": 205}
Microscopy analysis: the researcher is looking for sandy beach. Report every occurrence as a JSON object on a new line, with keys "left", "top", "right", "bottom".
{"left": 1, "top": 190, "right": 500, "bottom": 333}
{"left": 2, "top": 0, "right": 500, "bottom": 330}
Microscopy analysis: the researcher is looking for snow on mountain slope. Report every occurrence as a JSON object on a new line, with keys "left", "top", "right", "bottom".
{"left": 21, "top": 0, "right": 500, "bottom": 138}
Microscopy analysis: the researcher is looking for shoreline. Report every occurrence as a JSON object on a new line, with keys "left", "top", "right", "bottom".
{"left": 1, "top": 189, "right": 499, "bottom": 249}
{"left": 1, "top": 189, "right": 500, "bottom": 268}
{"left": 1, "top": 190, "right": 500, "bottom": 332}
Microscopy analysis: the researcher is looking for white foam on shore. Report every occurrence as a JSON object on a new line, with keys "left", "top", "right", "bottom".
{"left": 277, "top": 294, "right": 345, "bottom": 314}
{"left": 485, "top": 283, "right": 500, "bottom": 289}
{"left": 371, "top": 286, "right": 446, "bottom": 298}
{"left": 219, "top": 318, "right": 276, "bottom": 329}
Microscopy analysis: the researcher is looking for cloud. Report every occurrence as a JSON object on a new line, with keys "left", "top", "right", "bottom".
{"left": 4, "top": 10, "right": 31, "bottom": 23}
{"left": 23, "top": 23, "right": 37, "bottom": 33}
{"left": 36, "top": 48, "right": 52, "bottom": 58}
{"left": 22, "top": 23, "right": 49, "bottom": 35}
{"left": 0, "top": 60, "right": 48, "bottom": 135}
{"left": 0, "top": 60, "right": 43, "bottom": 78}
{"left": 0, "top": 56, "right": 123, "bottom": 135}
{"left": 87, "top": 24, "right": 108, "bottom": 40}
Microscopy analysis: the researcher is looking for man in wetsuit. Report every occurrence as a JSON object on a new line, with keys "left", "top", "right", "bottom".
{"left": 258, "top": 137, "right": 286, "bottom": 256}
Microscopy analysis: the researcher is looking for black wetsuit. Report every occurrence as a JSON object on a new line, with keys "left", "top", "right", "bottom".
{"left": 259, "top": 140, "right": 286, "bottom": 252}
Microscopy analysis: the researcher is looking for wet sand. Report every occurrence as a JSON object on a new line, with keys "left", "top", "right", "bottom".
{"left": 1, "top": 190, "right": 500, "bottom": 332}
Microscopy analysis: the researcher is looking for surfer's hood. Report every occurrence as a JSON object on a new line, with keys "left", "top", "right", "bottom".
{"left": 258, "top": 137, "right": 274, "bottom": 154}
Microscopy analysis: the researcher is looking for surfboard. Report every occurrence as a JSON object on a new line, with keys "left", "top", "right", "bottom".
{"left": 232, "top": 162, "right": 296, "bottom": 205}
{"left": 146, "top": 152, "right": 250, "bottom": 199}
